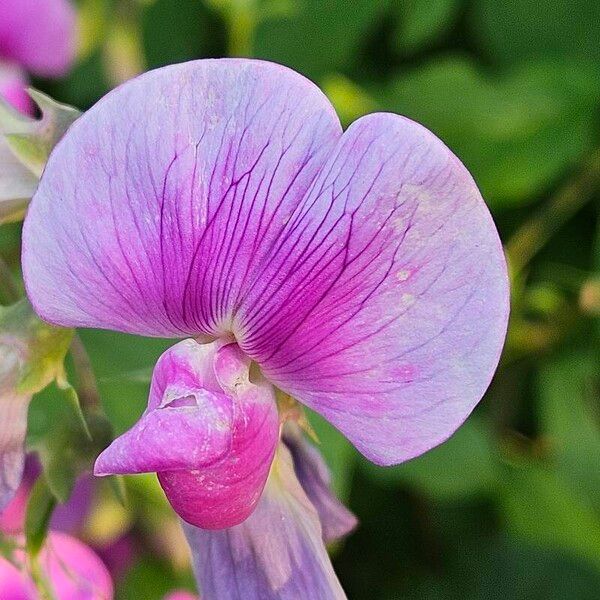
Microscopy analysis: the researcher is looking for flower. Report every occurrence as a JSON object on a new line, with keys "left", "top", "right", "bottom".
{"left": 0, "top": 454, "right": 93, "bottom": 535}
{"left": 0, "top": 0, "right": 77, "bottom": 224}
{"left": 0, "top": 531, "right": 113, "bottom": 600}
{"left": 0, "top": 0, "right": 77, "bottom": 79}
{"left": 22, "top": 59, "right": 509, "bottom": 597}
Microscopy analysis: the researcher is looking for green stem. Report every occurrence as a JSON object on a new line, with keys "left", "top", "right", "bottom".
{"left": 69, "top": 334, "right": 101, "bottom": 411}
{"left": 226, "top": 4, "right": 256, "bottom": 57}
{"left": 29, "top": 555, "right": 57, "bottom": 600}
{"left": 506, "top": 148, "right": 600, "bottom": 277}
{"left": 0, "top": 255, "right": 20, "bottom": 304}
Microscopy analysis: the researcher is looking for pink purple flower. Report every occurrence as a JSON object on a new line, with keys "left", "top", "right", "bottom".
{"left": 0, "top": 531, "right": 113, "bottom": 599}
{"left": 22, "top": 59, "right": 509, "bottom": 597}
{"left": 0, "top": 0, "right": 77, "bottom": 223}
{"left": 0, "top": 0, "right": 77, "bottom": 79}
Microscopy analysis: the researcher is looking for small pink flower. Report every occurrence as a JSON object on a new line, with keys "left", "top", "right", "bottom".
{"left": 1, "top": 532, "right": 113, "bottom": 599}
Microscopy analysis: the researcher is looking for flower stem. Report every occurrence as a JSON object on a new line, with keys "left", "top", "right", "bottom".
{"left": 506, "top": 148, "right": 600, "bottom": 277}
{"left": 0, "top": 255, "right": 20, "bottom": 304}
{"left": 225, "top": 2, "right": 256, "bottom": 57}
{"left": 69, "top": 334, "right": 101, "bottom": 411}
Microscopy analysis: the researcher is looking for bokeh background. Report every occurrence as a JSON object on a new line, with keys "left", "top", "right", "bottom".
{"left": 2, "top": 0, "right": 600, "bottom": 598}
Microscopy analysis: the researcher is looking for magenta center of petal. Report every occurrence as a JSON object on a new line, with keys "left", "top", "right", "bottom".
{"left": 94, "top": 339, "right": 280, "bottom": 529}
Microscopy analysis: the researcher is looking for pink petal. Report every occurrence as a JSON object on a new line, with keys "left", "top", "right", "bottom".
{"left": 95, "top": 339, "right": 279, "bottom": 529}
{"left": 0, "top": 555, "right": 36, "bottom": 600}
{"left": 11, "top": 532, "right": 114, "bottom": 600}
{"left": 23, "top": 59, "right": 341, "bottom": 336}
{"left": 0, "top": 0, "right": 77, "bottom": 77}
{"left": 183, "top": 443, "right": 346, "bottom": 600}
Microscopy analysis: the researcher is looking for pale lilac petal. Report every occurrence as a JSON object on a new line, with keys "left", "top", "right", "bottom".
{"left": 283, "top": 424, "right": 356, "bottom": 543}
{"left": 0, "top": 0, "right": 77, "bottom": 77}
{"left": 23, "top": 59, "right": 341, "bottom": 335}
{"left": 247, "top": 114, "right": 508, "bottom": 465}
{"left": 24, "top": 59, "right": 507, "bottom": 466}
{"left": 183, "top": 444, "right": 346, "bottom": 600}
{"left": 95, "top": 339, "right": 280, "bottom": 529}
{"left": 0, "top": 393, "right": 30, "bottom": 511}
{"left": 0, "top": 556, "right": 35, "bottom": 600}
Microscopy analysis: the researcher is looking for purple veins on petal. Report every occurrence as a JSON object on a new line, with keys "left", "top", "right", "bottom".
{"left": 183, "top": 443, "right": 347, "bottom": 600}
{"left": 94, "top": 338, "right": 280, "bottom": 529}
{"left": 24, "top": 58, "right": 509, "bottom": 470}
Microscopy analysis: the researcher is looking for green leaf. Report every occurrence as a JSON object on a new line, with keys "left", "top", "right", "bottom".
{"left": 29, "top": 384, "right": 114, "bottom": 502}
{"left": 322, "top": 73, "right": 378, "bottom": 127}
{"left": 538, "top": 352, "right": 600, "bottom": 509}
{"left": 254, "top": 0, "right": 388, "bottom": 80}
{"left": 142, "top": 0, "right": 220, "bottom": 68}
{"left": 360, "top": 417, "right": 499, "bottom": 499}
{"left": 0, "top": 299, "right": 73, "bottom": 396}
{"left": 0, "top": 89, "right": 80, "bottom": 178}
{"left": 380, "top": 56, "right": 600, "bottom": 208}
{"left": 25, "top": 475, "right": 56, "bottom": 557}
{"left": 394, "top": 0, "right": 460, "bottom": 53}
{"left": 471, "top": 1, "right": 600, "bottom": 67}
{"left": 500, "top": 460, "right": 600, "bottom": 571}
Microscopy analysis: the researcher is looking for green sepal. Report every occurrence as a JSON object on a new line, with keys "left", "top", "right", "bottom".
{"left": 25, "top": 475, "right": 56, "bottom": 558}
{"left": 0, "top": 88, "right": 80, "bottom": 178}
{"left": 0, "top": 299, "right": 73, "bottom": 396}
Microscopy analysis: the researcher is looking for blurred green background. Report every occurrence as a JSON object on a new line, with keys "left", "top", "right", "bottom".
{"left": 4, "top": 0, "right": 600, "bottom": 598}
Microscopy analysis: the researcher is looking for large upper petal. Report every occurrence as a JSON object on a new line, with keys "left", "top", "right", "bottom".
{"left": 0, "top": 0, "right": 77, "bottom": 77}
{"left": 23, "top": 59, "right": 508, "bottom": 466}
{"left": 246, "top": 114, "right": 509, "bottom": 465}
{"left": 23, "top": 59, "right": 341, "bottom": 336}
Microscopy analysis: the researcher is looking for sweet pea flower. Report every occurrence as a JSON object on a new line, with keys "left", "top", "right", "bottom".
{"left": 0, "top": 531, "right": 113, "bottom": 599}
{"left": 22, "top": 59, "right": 509, "bottom": 597}
{"left": 0, "top": 0, "right": 77, "bottom": 79}
{"left": 0, "top": 0, "right": 77, "bottom": 223}
{"left": 0, "top": 454, "right": 92, "bottom": 535}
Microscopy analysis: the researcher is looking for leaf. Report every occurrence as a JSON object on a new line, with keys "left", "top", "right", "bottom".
{"left": 25, "top": 475, "right": 56, "bottom": 557}
{"left": 394, "top": 0, "right": 460, "bottom": 53}
{"left": 471, "top": 1, "right": 600, "bottom": 67}
{"left": 360, "top": 417, "right": 499, "bottom": 500}
{"left": 380, "top": 56, "right": 600, "bottom": 208}
{"left": 0, "top": 89, "right": 80, "bottom": 178}
{"left": 0, "top": 299, "right": 73, "bottom": 396}
{"left": 254, "top": 0, "right": 388, "bottom": 80}
{"left": 538, "top": 352, "right": 600, "bottom": 509}
{"left": 322, "top": 73, "right": 378, "bottom": 127}
{"left": 142, "top": 0, "right": 220, "bottom": 68}
{"left": 28, "top": 384, "right": 114, "bottom": 503}
{"left": 55, "top": 377, "right": 92, "bottom": 440}
{"left": 500, "top": 460, "right": 600, "bottom": 571}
